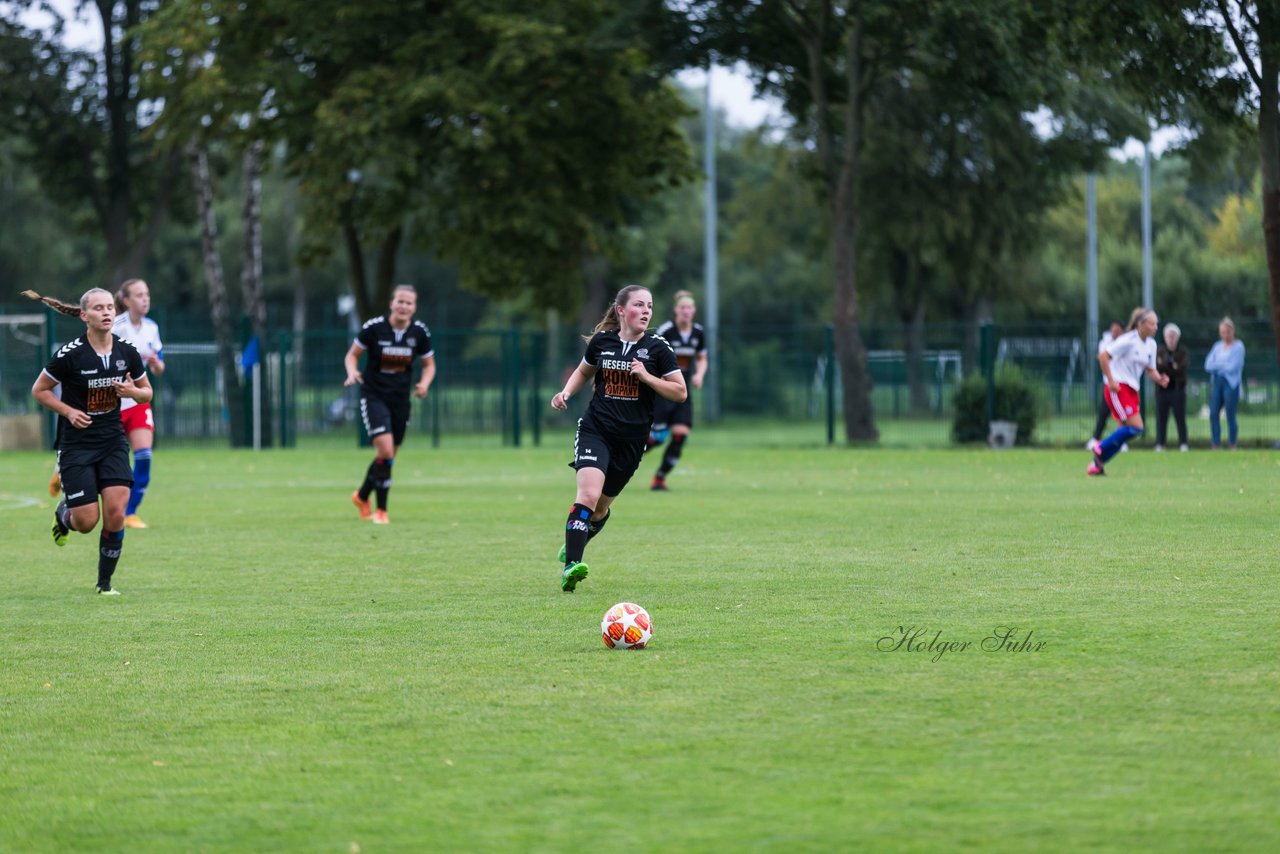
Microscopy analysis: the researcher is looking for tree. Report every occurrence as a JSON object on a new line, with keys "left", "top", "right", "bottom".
{"left": 0, "top": 1, "right": 184, "bottom": 286}
{"left": 141, "top": 0, "right": 695, "bottom": 322}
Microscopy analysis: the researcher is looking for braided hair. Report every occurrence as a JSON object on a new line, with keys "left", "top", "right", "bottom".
{"left": 21, "top": 289, "right": 111, "bottom": 319}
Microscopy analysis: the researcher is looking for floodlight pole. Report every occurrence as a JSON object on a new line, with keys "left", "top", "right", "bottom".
{"left": 1142, "top": 141, "right": 1153, "bottom": 310}
{"left": 703, "top": 64, "right": 720, "bottom": 421}
{"left": 1086, "top": 173, "right": 1098, "bottom": 404}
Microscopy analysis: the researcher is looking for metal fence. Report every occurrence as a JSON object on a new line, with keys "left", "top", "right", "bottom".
{"left": 2, "top": 307, "right": 1277, "bottom": 449}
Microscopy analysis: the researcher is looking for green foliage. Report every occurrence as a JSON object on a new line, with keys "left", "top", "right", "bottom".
{"left": 951, "top": 364, "right": 1041, "bottom": 444}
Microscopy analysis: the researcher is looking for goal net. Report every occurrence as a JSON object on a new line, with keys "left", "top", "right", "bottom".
{"left": 0, "top": 313, "right": 48, "bottom": 416}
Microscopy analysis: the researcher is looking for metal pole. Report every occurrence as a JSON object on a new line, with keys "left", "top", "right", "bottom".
{"left": 1142, "top": 142, "right": 1153, "bottom": 311}
{"left": 703, "top": 64, "right": 720, "bottom": 421}
{"left": 1086, "top": 173, "right": 1098, "bottom": 405}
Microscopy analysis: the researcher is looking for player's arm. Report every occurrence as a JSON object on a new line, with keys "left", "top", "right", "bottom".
{"left": 1098, "top": 350, "right": 1119, "bottom": 391}
{"left": 691, "top": 351, "right": 708, "bottom": 389}
{"left": 551, "top": 362, "right": 597, "bottom": 410}
{"left": 147, "top": 349, "right": 165, "bottom": 377}
{"left": 32, "top": 372, "right": 90, "bottom": 429}
{"left": 632, "top": 363, "right": 687, "bottom": 403}
{"left": 1145, "top": 365, "right": 1169, "bottom": 388}
{"left": 414, "top": 354, "right": 436, "bottom": 399}
{"left": 343, "top": 342, "right": 366, "bottom": 386}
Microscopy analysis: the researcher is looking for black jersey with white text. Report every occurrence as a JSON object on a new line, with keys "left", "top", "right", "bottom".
{"left": 354, "top": 317, "right": 434, "bottom": 399}
{"left": 653, "top": 320, "right": 706, "bottom": 381}
{"left": 43, "top": 335, "right": 146, "bottom": 451}
{"left": 580, "top": 330, "right": 681, "bottom": 438}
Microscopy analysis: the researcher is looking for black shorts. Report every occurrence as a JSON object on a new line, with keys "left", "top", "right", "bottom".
{"left": 652, "top": 394, "right": 694, "bottom": 430}
{"left": 570, "top": 423, "right": 647, "bottom": 498}
{"left": 58, "top": 442, "right": 133, "bottom": 508}
{"left": 361, "top": 394, "right": 411, "bottom": 446}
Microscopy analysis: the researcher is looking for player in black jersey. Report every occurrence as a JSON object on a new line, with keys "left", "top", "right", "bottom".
{"left": 343, "top": 285, "right": 436, "bottom": 524}
{"left": 550, "top": 285, "right": 685, "bottom": 592}
{"left": 24, "top": 288, "right": 152, "bottom": 596}
{"left": 646, "top": 290, "right": 708, "bottom": 491}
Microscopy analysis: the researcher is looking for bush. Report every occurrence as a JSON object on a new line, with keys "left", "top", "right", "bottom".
{"left": 951, "top": 365, "right": 1041, "bottom": 445}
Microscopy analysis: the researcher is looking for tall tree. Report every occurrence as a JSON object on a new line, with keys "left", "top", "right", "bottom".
{"left": 0, "top": 1, "right": 183, "bottom": 286}
{"left": 141, "top": 0, "right": 695, "bottom": 321}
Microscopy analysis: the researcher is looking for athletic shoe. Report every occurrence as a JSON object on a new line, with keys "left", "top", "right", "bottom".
{"left": 1153, "top": 445, "right": 1165, "bottom": 452}
{"left": 48, "top": 470, "right": 61, "bottom": 497}
{"left": 1179, "top": 444, "right": 1189, "bottom": 452}
{"left": 1085, "top": 438, "right": 1100, "bottom": 452}
{"left": 1120, "top": 442, "right": 1129, "bottom": 453}
{"left": 372, "top": 510, "right": 390, "bottom": 525}
{"left": 351, "top": 491, "right": 372, "bottom": 521}
{"left": 561, "top": 561, "right": 589, "bottom": 593}
{"left": 650, "top": 477, "right": 669, "bottom": 491}
{"left": 1086, "top": 462, "right": 1105, "bottom": 476}
{"left": 123, "top": 514, "right": 148, "bottom": 529}
{"left": 557, "top": 544, "right": 567, "bottom": 564}
{"left": 52, "top": 501, "right": 69, "bottom": 547}
{"left": 96, "top": 586, "right": 121, "bottom": 596}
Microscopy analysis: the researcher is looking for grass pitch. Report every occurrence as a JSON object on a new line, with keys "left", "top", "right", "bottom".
{"left": 1, "top": 431, "right": 1277, "bottom": 852}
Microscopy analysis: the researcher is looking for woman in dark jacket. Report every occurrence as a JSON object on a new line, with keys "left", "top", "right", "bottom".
{"left": 1155, "top": 322, "right": 1190, "bottom": 451}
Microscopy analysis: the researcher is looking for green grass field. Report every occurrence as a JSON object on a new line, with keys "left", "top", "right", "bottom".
{"left": 2, "top": 431, "right": 1277, "bottom": 852}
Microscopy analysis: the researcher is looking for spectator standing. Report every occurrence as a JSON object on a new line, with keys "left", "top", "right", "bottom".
{"left": 1204, "top": 317, "right": 1245, "bottom": 449}
{"left": 1154, "top": 322, "right": 1190, "bottom": 451}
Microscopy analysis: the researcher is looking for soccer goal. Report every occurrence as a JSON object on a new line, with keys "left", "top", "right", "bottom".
{"left": 0, "top": 313, "right": 48, "bottom": 414}
{"left": 995, "top": 336, "right": 1084, "bottom": 413}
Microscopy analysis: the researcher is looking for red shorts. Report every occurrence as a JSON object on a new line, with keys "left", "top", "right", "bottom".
{"left": 121, "top": 402, "right": 155, "bottom": 433}
{"left": 1103, "top": 384, "right": 1139, "bottom": 422}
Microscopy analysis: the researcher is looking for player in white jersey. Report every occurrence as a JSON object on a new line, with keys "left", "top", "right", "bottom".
{"left": 1088, "top": 307, "right": 1169, "bottom": 476}
{"left": 111, "top": 279, "right": 165, "bottom": 527}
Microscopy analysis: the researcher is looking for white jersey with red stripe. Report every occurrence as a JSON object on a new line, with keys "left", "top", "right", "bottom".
{"left": 1104, "top": 329, "right": 1156, "bottom": 391}
{"left": 112, "top": 314, "right": 163, "bottom": 411}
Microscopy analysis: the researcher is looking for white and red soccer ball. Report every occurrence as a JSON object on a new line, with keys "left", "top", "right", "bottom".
{"left": 601, "top": 602, "right": 652, "bottom": 650}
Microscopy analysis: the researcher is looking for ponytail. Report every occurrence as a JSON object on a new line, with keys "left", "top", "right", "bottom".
{"left": 21, "top": 289, "right": 83, "bottom": 318}
{"left": 1126, "top": 306, "right": 1153, "bottom": 331}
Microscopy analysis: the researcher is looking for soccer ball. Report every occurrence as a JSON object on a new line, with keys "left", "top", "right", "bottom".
{"left": 601, "top": 602, "right": 653, "bottom": 650}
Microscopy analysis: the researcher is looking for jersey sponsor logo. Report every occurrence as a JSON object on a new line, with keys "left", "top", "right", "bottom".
{"left": 80, "top": 368, "right": 99, "bottom": 375}
{"left": 379, "top": 345, "right": 414, "bottom": 373}
{"left": 600, "top": 358, "right": 635, "bottom": 371}
{"left": 602, "top": 368, "right": 640, "bottom": 399}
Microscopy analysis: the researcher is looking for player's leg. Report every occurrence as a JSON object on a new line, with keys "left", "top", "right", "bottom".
{"left": 353, "top": 396, "right": 391, "bottom": 519}
{"left": 123, "top": 405, "right": 155, "bottom": 528}
{"left": 653, "top": 424, "right": 690, "bottom": 490}
{"left": 96, "top": 485, "right": 129, "bottom": 595}
{"left": 562, "top": 467, "right": 604, "bottom": 592}
{"left": 54, "top": 451, "right": 101, "bottom": 544}
{"left": 370, "top": 404, "right": 409, "bottom": 523}
{"left": 370, "top": 433, "right": 396, "bottom": 523}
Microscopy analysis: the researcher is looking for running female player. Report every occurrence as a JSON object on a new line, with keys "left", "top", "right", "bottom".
{"left": 25, "top": 288, "right": 152, "bottom": 595}
{"left": 343, "top": 285, "right": 436, "bottom": 524}
{"left": 550, "top": 285, "right": 685, "bottom": 592}
{"left": 647, "top": 290, "right": 707, "bottom": 490}
{"left": 1089, "top": 306, "right": 1169, "bottom": 476}
{"left": 112, "top": 278, "right": 165, "bottom": 528}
